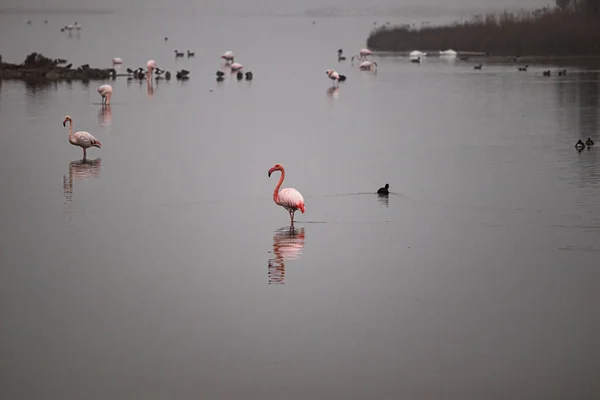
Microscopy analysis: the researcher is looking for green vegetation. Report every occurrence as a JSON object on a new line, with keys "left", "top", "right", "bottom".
{"left": 367, "top": 0, "right": 600, "bottom": 56}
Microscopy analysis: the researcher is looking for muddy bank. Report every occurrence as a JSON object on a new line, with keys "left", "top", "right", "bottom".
{"left": 0, "top": 53, "right": 116, "bottom": 82}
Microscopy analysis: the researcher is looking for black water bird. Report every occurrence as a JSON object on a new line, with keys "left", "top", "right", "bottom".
{"left": 575, "top": 140, "right": 586, "bottom": 151}
{"left": 585, "top": 138, "right": 594, "bottom": 147}
{"left": 473, "top": 64, "right": 482, "bottom": 70}
{"left": 377, "top": 184, "right": 390, "bottom": 195}
{"left": 245, "top": 71, "right": 253, "bottom": 80}
{"left": 187, "top": 50, "right": 195, "bottom": 57}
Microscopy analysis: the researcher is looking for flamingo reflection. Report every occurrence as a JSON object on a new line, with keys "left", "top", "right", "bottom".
{"left": 98, "top": 104, "right": 112, "bottom": 127}
{"left": 327, "top": 86, "right": 340, "bottom": 100}
{"left": 268, "top": 226, "right": 305, "bottom": 285}
{"left": 63, "top": 158, "right": 101, "bottom": 205}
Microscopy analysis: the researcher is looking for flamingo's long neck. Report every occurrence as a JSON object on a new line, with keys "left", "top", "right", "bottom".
{"left": 273, "top": 168, "right": 285, "bottom": 204}
{"left": 67, "top": 120, "right": 74, "bottom": 143}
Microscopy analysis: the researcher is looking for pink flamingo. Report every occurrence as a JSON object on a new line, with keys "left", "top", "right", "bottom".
{"left": 358, "top": 60, "right": 378, "bottom": 71}
{"left": 146, "top": 59, "right": 157, "bottom": 79}
{"left": 221, "top": 51, "right": 235, "bottom": 64}
{"left": 325, "top": 69, "right": 346, "bottom": 86}
{"left": 97, "top": 84, "right": 112, "bottom": 105}
{"left": 230, "top": 62, "right": 243, "bottom": 72}
{"left": 62, "top": 115, "right": 102, "bottom": 160}
{"left": 268, "top": 164, "right": 305, "bottom": 225}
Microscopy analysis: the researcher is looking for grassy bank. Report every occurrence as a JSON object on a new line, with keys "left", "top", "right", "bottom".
{"left": 366, "top": 8, "right": 600, "bottom": 56}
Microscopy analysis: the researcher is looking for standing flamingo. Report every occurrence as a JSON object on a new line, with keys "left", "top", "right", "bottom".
{"left": 62, "top": 115, "right": 102, "bottom": 160}
{"left": 97, "top": 84, "right": 113, "bottom": 105}
{"left": 358, "top": 48, "right": 372, "bottom": 60}
{"left": 146, "top": 59, "right": 157, "bottom": 79}
{"left": 268, "top": 164, "right": 305, "bottom": 225}
{"left": 221, "top": 51, "right": 235, "bottom": 63}
{"left": 230, "top": 62, "right": 243, "bottom": 72}
{"left": 325, "top": 69, "right": 346, "bottom": 86}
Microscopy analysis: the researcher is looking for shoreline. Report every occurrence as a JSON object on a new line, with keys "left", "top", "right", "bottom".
{"left": 0, "top": 53, "right": 116, "bottom": 82}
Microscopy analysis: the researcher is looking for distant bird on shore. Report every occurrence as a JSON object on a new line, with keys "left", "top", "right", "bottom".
{"left": 187, "top": 50, "right": 195, "bottom": 57}
{"left": 585, "top": 138, "right": 595, "bottom": 147}
{"left": 63, "top": 115, "right": 102, "bottom": 160}
{"left": 97, "top": 84, "right": 113, "bottom": 105}
{"left": 377, "top": 184, "right": 390, "bottom": 195}
{"left": 575, "top": 140, "right": 586, "bottom": 151}
{"left": 543, "top": 70, "right": 551, "bottom": 76}
{"left": 474, "top": 64, "right": 482, "bottom": 70}
{"left": 174, "top": 50, "right": 184, "bottom": 58}
{"left": 558, "top": 69, "right": 567, "bottom": 76}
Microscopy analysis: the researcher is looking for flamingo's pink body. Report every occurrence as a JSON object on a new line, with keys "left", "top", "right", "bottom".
{"left": 146, "top": 59, "right": 157, "bottom": 79}
{"left": 112, "top": 57, "right": 123, "bottom": 64}
{"left": 97, "top": 84, "right": 113, "bottom": 105}
{"left": 268, "top": 164, "right": 305, "bottom": 225}
{"left": 221, "top": 51, "right": 235, "bottom": 63}
{"left": 230, "top": 62, "right": 243, "bottom": 71}
{"left": 63, "top": 115, "right": 102, "bottom": 159}
{"left": 358, "top": 61, "right": 378, "bottom": 71}
{"left": 359, "top": 48, "right": 372, "bottom": 58}
{"left": 326, "top": 69, "right": 341, "bottom": 86}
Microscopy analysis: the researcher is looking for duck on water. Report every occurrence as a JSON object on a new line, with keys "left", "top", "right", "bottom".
{"left": 377, "top": 184, "right": 389, "bottom": 195}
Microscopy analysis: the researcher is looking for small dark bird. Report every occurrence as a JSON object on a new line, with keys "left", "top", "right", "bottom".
{"left": 518, "top": 65, "right": 528, "bottom": 71}
{"left": 217, "top": 76, "right": 224, "bottom": 82}
{"left": 558, "top": 69, "right": 567, "bottom": 76}
{"left": 187, "top": 50, "right": 195, "bottom": 57}
{"left": 164, "top": 37, "right": 168, "bottom": 41}
{"left": 543, "top": 70, "right": 551, "bottom": 76}
{"left": 27, "top": 20, "right": 32, "bottom": 25}
{"left": 64, "top": 63, "right": 72, "bottom": 69}
{"left": 60, "top": 28, "right": 65, "bottom": 32}
{"left": 245, "top": 71, "right": 253, "bottom": 80}
{"left": 585, "top": 138, "right": 595, "bottom": 147}
{"left": 126, "top": 67, "right": 134, "bottom": 74}
{"left": 338, "top": 74, "right": 346, "bottom": 82}
{"left": 174, "top": 50, "right": 184, "bottom": 57}
{"left": 377, "top": 184, "right": 390, "bottom": 195}
{"left": 575, "top": 140, "right": 586, "bottom": 151}
{"left": 474, "top": 64, "right": 482, "bottom": 70}
{"left": 176, "top": 69, "right": 190, "bottom": 80}
{"left": 165, "top": 71, "right": 171, "bottom": 80}
{"left": 338, "top": 55, "right": 346, "bottom": 61}
{"left": 216, "top": 71, "right": 225, "bottom": 77}
{"left": 236, "top": 71, "right": 243, "bottom": 80}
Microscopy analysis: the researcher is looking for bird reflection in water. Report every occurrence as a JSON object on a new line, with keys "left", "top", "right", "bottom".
{"left": 268, "top": 226, "right": 305, "bottom": 285}
{"left": 377, "top": 193, "right": 389, "bottom": 207}
{"left": 98, "top": 104, "right": 112, "bottom": 127}
{"left": 63, "top": 158, "right": 101, "bottom": 205}
{"left": 147, "top": 79, "right": 154, "bottom": 98}
{"left": 327, "top": 86, "right": 340, "bottom": 100}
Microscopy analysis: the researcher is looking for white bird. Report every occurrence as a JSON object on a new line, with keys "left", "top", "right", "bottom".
{"left": 439, "top": 49, "right": 457, "bottom": 57}
{"left": 62, "top": 115, "right": 102, "bottom": 160}
{"left": 409, "top": 50, "right": 426, "bottom": 60}
{"left": 73, "top": 22, "right": 81, "bottom": 30}
{"left": 97, "top": 84, "right": 113, "bottom": 105}
{"left": 358, "top": 60, "right": 378, "bottom": 71}
{"left": 221, "top": 51, "right": 235, "bottom": 63}
{"left": 65, "top": 24, "right": 74, "bottom": 31}
{"left": 230, "top": 62, "right": 243, "bottom": 71}
{"left": 112, "top": 57, "right": 123, "bottom": 64}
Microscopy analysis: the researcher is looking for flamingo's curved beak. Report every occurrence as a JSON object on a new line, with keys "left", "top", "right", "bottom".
{"left": 62, "top": 120, "right": 66, "bottom": 126}
{"left": 268, "top": 167, "right": 276, "bottom": 177}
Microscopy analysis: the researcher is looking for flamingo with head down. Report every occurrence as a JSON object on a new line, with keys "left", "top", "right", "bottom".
{"left": 268, "top": 164, "right": 305, "bottom": 226}
{"left": 97, "top": 84, "right": 112, "bottom": 105}
{"left": 358, "top": 61, "right": 377, "bottom": 71}
{"left": 63, "top": 115, "right": 102, "bottom": 160}
{"left": 230, "top": 62, "right": 243, "bottom": 72}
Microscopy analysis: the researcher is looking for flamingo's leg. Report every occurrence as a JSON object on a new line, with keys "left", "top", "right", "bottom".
{"left": 82, "top": 147, "right": 87, "bottom": 160}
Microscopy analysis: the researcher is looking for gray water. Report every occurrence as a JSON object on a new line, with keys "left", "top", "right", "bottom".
{"left": 1, "top": 5, "right": 600, "bottom": 400}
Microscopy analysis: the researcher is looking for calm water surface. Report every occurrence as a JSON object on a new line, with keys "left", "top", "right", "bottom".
{"left": 1, "top": 5, "right": 600, "bottom": 400}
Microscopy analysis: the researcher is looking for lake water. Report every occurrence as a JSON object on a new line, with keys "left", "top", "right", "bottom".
{"left": 1, "top": 4, "right": 600, "bottom": 400}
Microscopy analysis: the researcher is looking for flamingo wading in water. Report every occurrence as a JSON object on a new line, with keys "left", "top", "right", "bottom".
{"left": 146, "top": 60, "right": 157, "bottom": 79}
{"left": 97, "top": 84, "right": 112, "bottom": 105}
{"left": 63, "top": 115, "right": 102, "bottom": 160}
{"left": 268, "top": 164, "right": 305, "bottom": 225}
{"left": 221, "top": 51, "right": 235, "bottom": 64}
